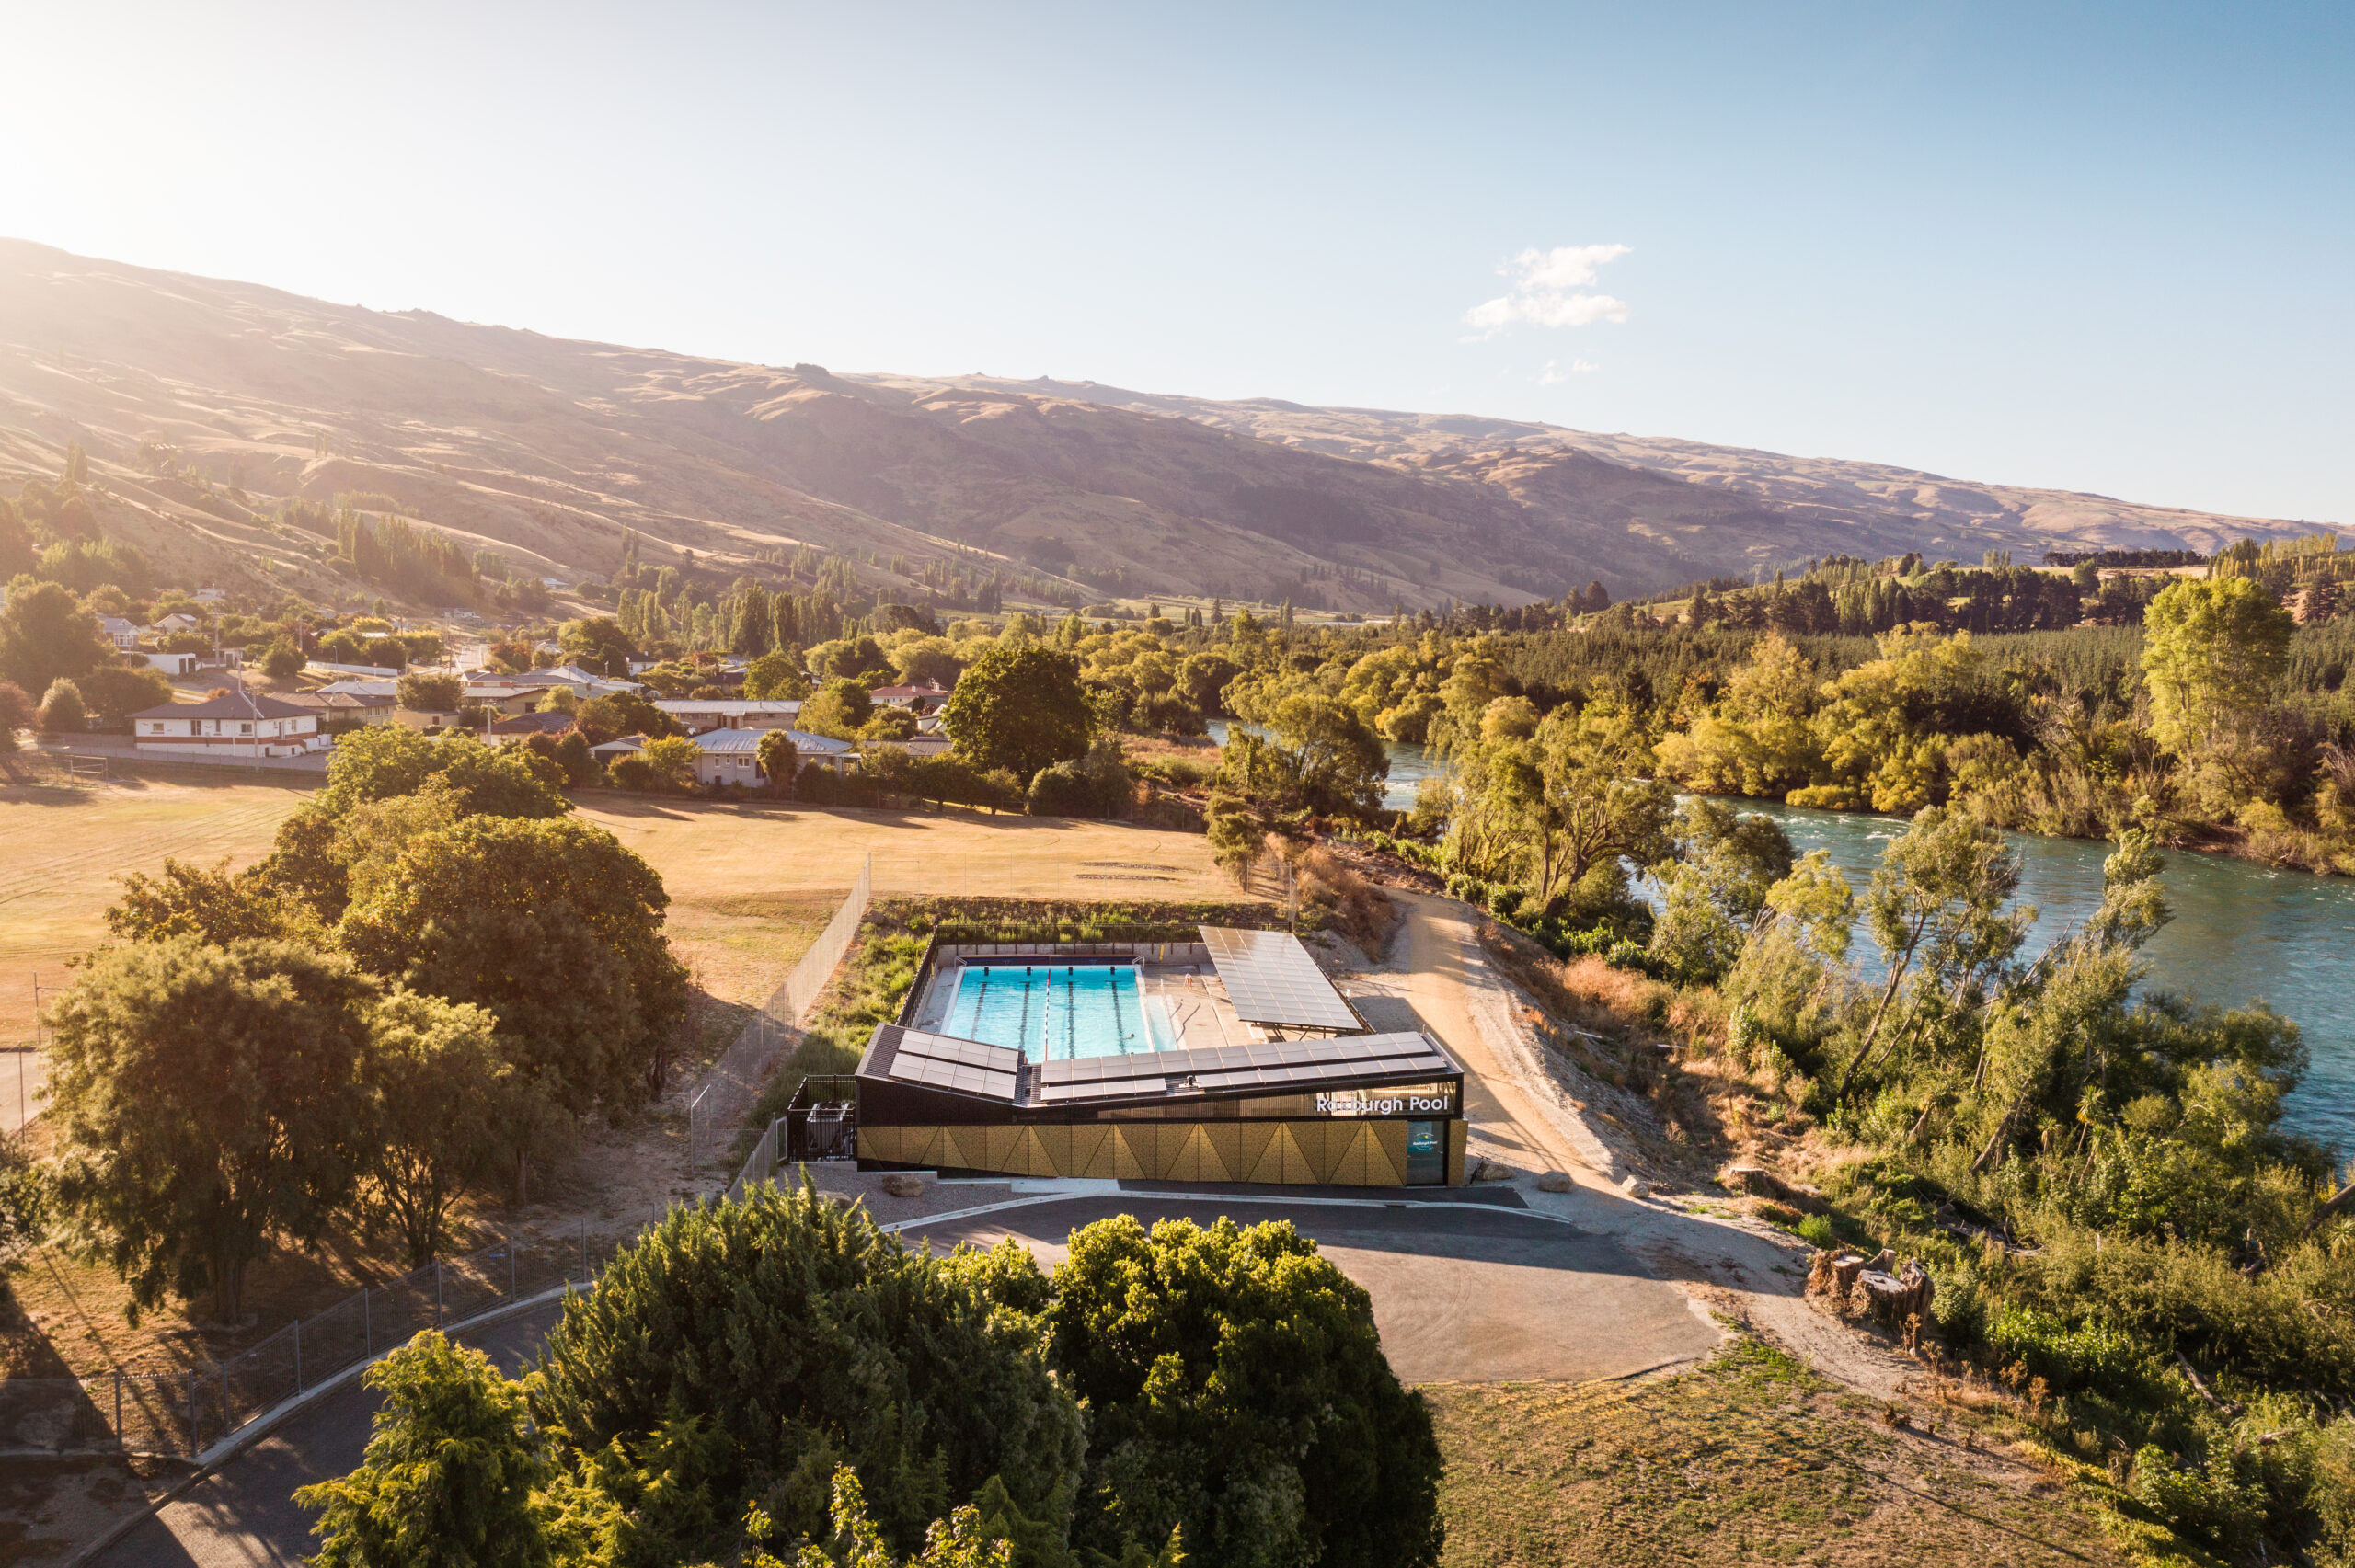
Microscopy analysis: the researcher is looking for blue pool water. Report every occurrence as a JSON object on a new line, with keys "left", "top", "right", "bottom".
{"left": 943, "top": 964, "right": 1172, "bottom": 1060}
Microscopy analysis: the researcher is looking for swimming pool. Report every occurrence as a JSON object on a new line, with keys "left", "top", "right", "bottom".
{"left": 939, "top": 963, "right": 1175, "bottom": 1060}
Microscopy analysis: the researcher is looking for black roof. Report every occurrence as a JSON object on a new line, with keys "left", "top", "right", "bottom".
{"left": 857, "top": 1025, "right": 1456, "bottom": 1110}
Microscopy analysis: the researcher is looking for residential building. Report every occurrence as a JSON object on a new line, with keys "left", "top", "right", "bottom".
{"left": 780, "top": 729, "right": 856, "bottom": 773}
{"left": 192, "top": 588, "right": 227, "bottom": 603}
{"left": 688, "top": 727, "right": 766, "bottom": 785}
{"left": 150, "top": 612, "right": 205, "bottom": 635}
{"left": 97, "top": 615, "right": 142, "bottom": 650}
{"left": 130, "top": 690, "right": 324, "bottom": 758}
{"left": 279, "top": 690, "right": 398, "bottom": 727}
{"left": 487, "top": 711, "right": 578, "bottom": 745}
{"left": 141, "top": 651, "right": 201, "bottom": 676}
{"left": 461, "top": 681, "right": 546, "bottom": 716}
{"left": 870, "top": 681, "right": 953, "bottom": 713}
{"left": 651, "top": 698, "right": 803, "bottom": 735}
{"left": 590, "top": 733, "right": 647, "bottom": 762}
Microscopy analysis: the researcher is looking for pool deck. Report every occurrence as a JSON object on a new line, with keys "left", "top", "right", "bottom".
{"left": 906, "top": 957, "right": 1256, "bottom": 1054}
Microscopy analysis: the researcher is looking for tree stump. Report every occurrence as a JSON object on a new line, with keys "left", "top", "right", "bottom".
{"left": 1851, "top": 1259, "right": 1934, "bottom": 1326}
{"left": 1721, "top": 1164, "right": 1830, "bottom": 1214}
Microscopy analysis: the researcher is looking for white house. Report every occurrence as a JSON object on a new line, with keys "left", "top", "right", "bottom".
{"left": 870, "top": 681, "right": 953, "bottom": 713}
{"left": 192, "top": 587, "right": 227, "bottom": 603}
{"left": 307, "top": 660, "right": 404, "bottom": 680}
{"left": 652, "top": 699, "right": 803, "bottom": 735}
{"left": 688, "top": 727, "right": 767, "bottom": 786}
{"left": 142, "top": 650, "right": 201, "bottom": 676}
{"left": 131, "top": 691, "right": 324, "bottom": 758}
{"left": 98, "top": 615, "right": 142, "bottom": 650}
{"left": 150, "top": 612, "right": 205, "bottom": 635}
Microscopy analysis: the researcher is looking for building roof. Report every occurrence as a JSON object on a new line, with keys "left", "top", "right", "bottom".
{"left": 132, "top": 689, "right": 314, "bottom": 722}
{"left": 781, "top": 728, "right": 854, "bottom": 755}
{"left": 870, "top": 681, "right": 952, "bottom": 702}
{"left": 280, "top": 690, "right": 392, "bottom": 712}
{"left": 98, "top": 615, "right": 139, "bottom": 635}
{"left": 590, "top": 733, "right": 647, "bottom": 756}
{"left": 651, "top": 699, "right": 803, "bottom": 717}
{"left": 317, "top": 679, "right": 400, "bottom": 698}
{"left": 858, "top": 1025, "right": 1456, "bottom": 1110}
{"left": 488, "top": 711, "right": 577, "bottom": 736}
{"left": 1197, "top": 927, "right": 1365, "bottom": 1032}
{"left": 689, "top": 727, "right": 766, "bottom": 754}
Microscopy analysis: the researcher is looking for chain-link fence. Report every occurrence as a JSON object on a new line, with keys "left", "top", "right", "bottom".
{"left": 0, "top": 1216, "right": 629, "bottom": 1458}
{"left": 686, "top": 855, "right": 872, "bottom": 1167}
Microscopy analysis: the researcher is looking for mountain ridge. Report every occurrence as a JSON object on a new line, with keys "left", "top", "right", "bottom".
{"left": 0, "top": 239, "right": 2318, "bottom": 612}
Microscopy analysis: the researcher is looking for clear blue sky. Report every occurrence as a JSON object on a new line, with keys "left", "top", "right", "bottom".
{"left": 4, "top": 2, "right": 2349, "bottom": 522}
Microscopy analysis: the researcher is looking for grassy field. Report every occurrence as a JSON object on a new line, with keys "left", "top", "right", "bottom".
{"left": 1427, "top": 1341, "right": 2124, "bottom": 1568}
{"left": 572, "top": 795, "right": 1233, "bottom": 1010}
{"left": 0, "top": 770, "right": 311, "bottom": 1052}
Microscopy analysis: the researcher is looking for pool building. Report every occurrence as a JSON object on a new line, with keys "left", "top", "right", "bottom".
{"left": 844, "top": 927, "right": 1467, "bottom": 1186}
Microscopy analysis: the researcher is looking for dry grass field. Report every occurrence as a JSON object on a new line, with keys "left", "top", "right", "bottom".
{"left": 572, "top": 795, "right": 1233, "bottom": 1010}
{"left": 0, "top": 770, "right": 310, "bottom": 1109}
{"left": 1427, "top": 1340, "right": 2124, "bottom": 1568}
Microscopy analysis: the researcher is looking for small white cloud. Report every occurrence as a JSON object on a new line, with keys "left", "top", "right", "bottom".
{"left": 1463, "top": 244, "right": 1632, "bottom": 338}
{"left": 1535, "top": 358, "right": 1598, "bottom": 384}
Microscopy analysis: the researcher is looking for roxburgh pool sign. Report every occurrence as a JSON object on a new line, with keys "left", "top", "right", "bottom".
{"left": 1314, "top": 1087, "right": 1457, "bottom": 1117}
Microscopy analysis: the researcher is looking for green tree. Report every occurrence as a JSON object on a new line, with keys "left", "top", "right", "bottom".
{"left": 528, "top": 1182, "right": 1084, "bottom": 1563}
{"left": 296, "top": 1330, "right": 564, "bottom": 1568}
{"left": 639, "top": 734, "right": 700, "bottom": 788}
{"left": 0, "top": 679, "right": 33, "bottom": 751}
{"left": 0, "top": 576, "right": 111, "bottom": 696}
{"left": 396, "top": 670, "right": 465, "bottom": 711}
{"left": 756, "top": 729, "right": 799, "bottom": 793}
{"left": 316, "top": 629, "right": 369, "bottom": 664}
{"left": 336, "top": 816, "right": 690, "bottom": 1114}
{"left": 574, "top": 689, "right": 681, "bottom": 745}
{"left": 1266, "top": 692, "right": 1388, "bottom": 818}
{"left": 1046, "top": 1215, "right": 1443, "bottom": 1568}
{"left": 45, "top": 939, "right": 379, "bottom": 1322}
{"left": 558, "top": 615, "right": 636, "bottom": 675}
{"left": 38, "top": 678, "right": 86, "bottom": 734}
{"left": 747, "top": 1468, "right": 1017, "bottom": 1568}
{"left": 1834, "top": 806, "right": 2030, "bottom": 1101}
{"left": 260, "top": 637, "right": 305, "bottom": 679}
{"left": 105, "top": 858, "right": 308, "bottom": 945}
{"left": 801, "top": 677, "right": 875, "bottom": 739}
{"left": 940, "top": 646, "right": 1092, "bottom": 783}
{"left": 74, "top": 664, "right": 173, "bottom": 728}
{"left": 315, "top": 726, "right": 570, "bottom": 822}
{"left": 362, "top": 991, "right": 541, "bottom": 1265}
{"left": 2141, "top": 576, "right": 2296, "bottom": 758}
{"left": 743, "top": 648, "right": 811, "bottom": 701}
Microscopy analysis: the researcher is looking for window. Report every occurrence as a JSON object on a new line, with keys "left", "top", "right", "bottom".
{"left": 238, "top": 723, "right": 253, "bottom": 735}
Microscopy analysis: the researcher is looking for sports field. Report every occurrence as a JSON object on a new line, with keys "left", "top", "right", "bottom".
{"left": 572, "top": 795, "right": 1232, "bottom": 1009}
{"left": 0, "top": 777, "right": 1231, "bottom": 1121}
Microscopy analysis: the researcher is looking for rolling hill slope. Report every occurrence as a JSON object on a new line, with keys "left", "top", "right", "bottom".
{"left": 0, "top": 240, "right": 2317, "bottom": 612}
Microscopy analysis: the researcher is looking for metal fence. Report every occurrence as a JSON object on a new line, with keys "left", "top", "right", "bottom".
{"left": 0, "top": 1216, "right": 628, "bottom": 1458}
{"left": 685, "top": 854, "right": 873, "bottom": 1166}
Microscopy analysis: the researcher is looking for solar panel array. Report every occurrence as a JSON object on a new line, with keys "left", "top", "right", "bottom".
{"left": 1028, "top": 1031, "right": 1453, "bottom": 1105}
{"left": 878, "top": 1027, "right": 1023, "bottom": 1103}
{"left": 1198, "top": 927, "right": 1363, "bottom": 1031}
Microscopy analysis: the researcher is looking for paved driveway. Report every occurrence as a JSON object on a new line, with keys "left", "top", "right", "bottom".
{"left": 904, "top": 1195, "right": 1717, "bottom": 1383}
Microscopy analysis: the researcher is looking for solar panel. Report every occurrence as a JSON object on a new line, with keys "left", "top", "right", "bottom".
{"left": 1198, "top": 928, "right": 1364, "bottom": 1031}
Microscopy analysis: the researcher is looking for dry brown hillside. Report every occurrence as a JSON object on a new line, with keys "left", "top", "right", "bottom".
{"left": 0, "top": 240, "right": 2312, "bottom": 611}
